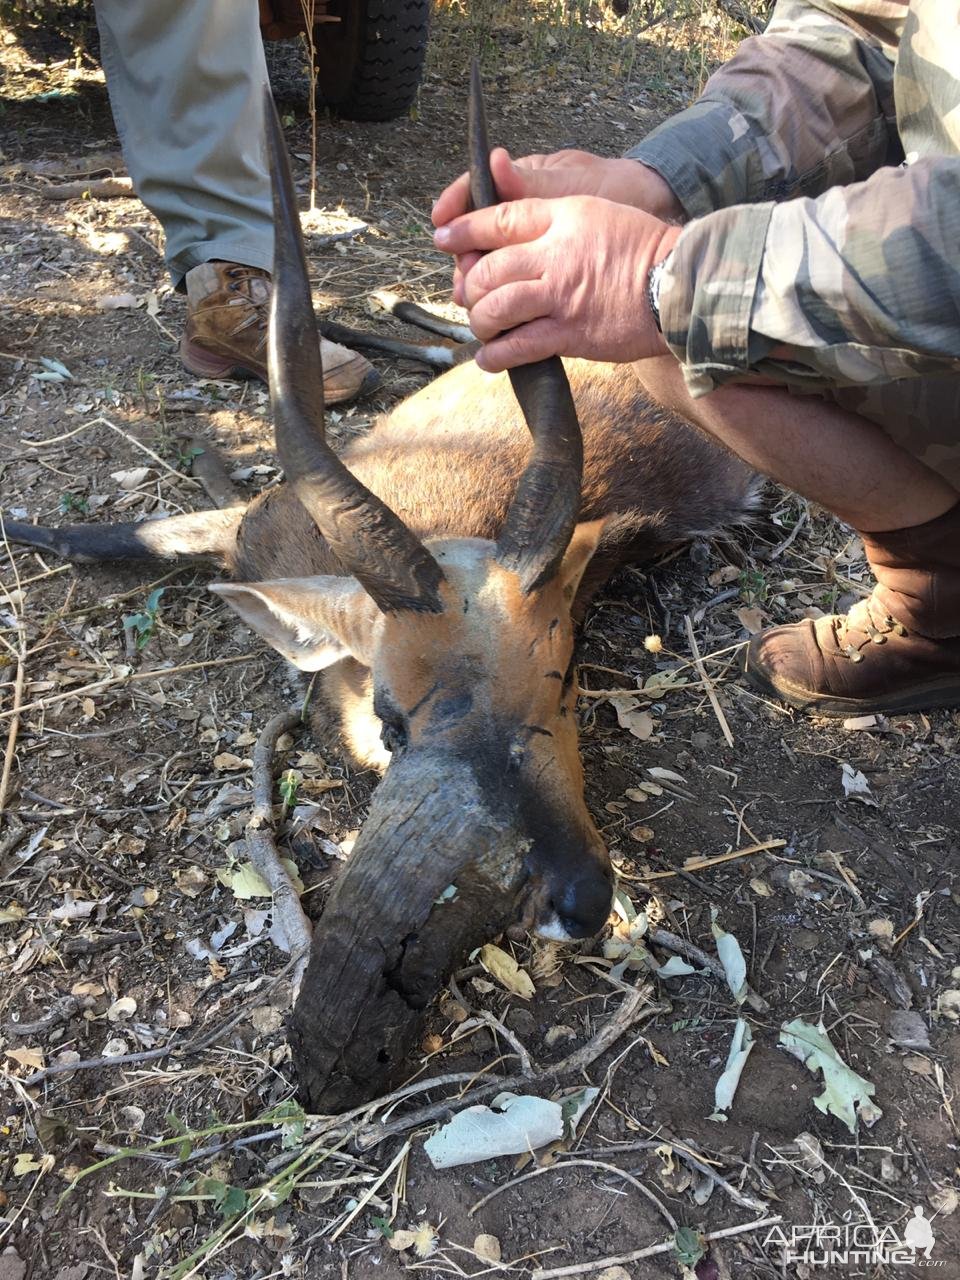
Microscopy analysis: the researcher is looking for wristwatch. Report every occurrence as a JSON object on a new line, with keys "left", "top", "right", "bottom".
{"left": 647, "top": 254, "right": 670, "bottom": 333}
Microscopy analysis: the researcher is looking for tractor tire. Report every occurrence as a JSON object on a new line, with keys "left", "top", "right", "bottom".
{"left": 314, "top": 0, "right": 429, "bottom": 122}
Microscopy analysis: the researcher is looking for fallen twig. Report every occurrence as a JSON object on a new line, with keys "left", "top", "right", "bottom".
{"left": 0, "top": 653, "right": 259, "bottom": 721}
{"left": 531, "top": 1214, "right": 782, "bottom": 1279}
{"left": 39, "top": 176, "right": 134, "bottom": 201}
{"left": 470, "top": 1157, "right": 677, "bottom": 1230}
{"left": 684, "top": 613, "right": 734, "bottom": 748}
{"left": 577, "top": 1138, "right": 769, "bottom": 1213}
{"left": 0, "top": 629, "right": 25, "bottom": 813}
{"left": 354, "top": 985, "right": 668, "bottom": 1149}
{"left": 648, "top": 926, "right": 771, "bottom": 1015}
{"left": 247, "top": 708, "right": 312, "bottom": 988}
{"left": 19, "top": 957, "right": 298, "bottom": 1088}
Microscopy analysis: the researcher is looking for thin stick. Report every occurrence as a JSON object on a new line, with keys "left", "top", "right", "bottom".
{"left": 354, "top": 988, "right": 667, "bottom": 1150}
{"left": 470, "top": 1159, "right": 677, "bottom": 1230}
{"left": 631, "top": 838, "right": 786, "bottom": 881}
{"left": 246, "top": 708, "right": 312, "bottom": 987}
{"left": 0, "top": 629, "right": 25, "bottom": 813}
{"left": 39, "top": 176, "right": 134, "bottom": 200}
{"left": 762, "top": 504, "right": 808, "bottom": 562}
{"left": 531, "top": 1215, "right": 782, "bottom": 1279}
{"left": 19, "top": 416, "right": 200, "bottom": 486}
{"left": 647, "top": 926, "right": 771, "bottom": 1015}
{"left": 0, "top": 653, "right": 258, "bottom": 721}
{"left": 329, "top": 1141, "right": 410, "bottom": 1242}
{"left": 684, "top": 613, "right": 734, "bottom": 748}
{"left": 684, "top": 838, "right": 786, "bottom": 871}
{"left": 20, "top": 957, "right": 298, "bottom": 1087}
{"left": 576, "top": 1138, "right": 767, "bottom": 1212}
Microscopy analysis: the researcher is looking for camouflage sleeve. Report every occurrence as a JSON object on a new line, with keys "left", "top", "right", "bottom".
{"left": 625, "top": 0, "right": 905, "bottom": 219}
{"left": 657, "top": 156, "right": 960, "bottom": 397}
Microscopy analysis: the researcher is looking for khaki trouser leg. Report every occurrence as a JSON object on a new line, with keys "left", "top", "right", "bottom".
{"left": 93, "top": 0, "right": 273, "bottom": 287}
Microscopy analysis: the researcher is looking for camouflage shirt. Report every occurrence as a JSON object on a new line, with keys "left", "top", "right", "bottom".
{"left": 627, "top": 0, "right": 960, "bottom": 396}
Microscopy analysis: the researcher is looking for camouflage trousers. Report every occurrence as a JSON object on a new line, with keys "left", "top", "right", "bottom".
{"left": 811, "top": 376, "right": 960, "bottom": 492}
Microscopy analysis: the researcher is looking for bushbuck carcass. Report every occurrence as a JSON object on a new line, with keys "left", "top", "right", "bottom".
{"left": 2, "top": 77, "right": 756, "bottom": 1109}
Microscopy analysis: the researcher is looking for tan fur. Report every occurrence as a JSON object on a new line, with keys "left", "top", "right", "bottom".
{"left": 9, "top": 354, "right": 755, "bottom": 937}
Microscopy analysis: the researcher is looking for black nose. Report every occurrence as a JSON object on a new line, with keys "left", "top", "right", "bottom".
{"left": 551, "top": 867, "right": 614, "bottom": 939}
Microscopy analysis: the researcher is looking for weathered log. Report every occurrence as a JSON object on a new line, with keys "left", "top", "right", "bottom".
{"left": 288, "top": 753, "right": 526, "bottom": 1112}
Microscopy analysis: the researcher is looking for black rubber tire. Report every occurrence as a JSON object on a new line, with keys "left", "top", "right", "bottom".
{"left": 314, "top": 0, "right": 430, "bottom": 122}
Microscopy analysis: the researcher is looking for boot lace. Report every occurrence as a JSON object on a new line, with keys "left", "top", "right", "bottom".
{"left": 831, "top": 597, "right": 907, "bottom": 664}
{"left": 225, "top": 267, "right": 269, "bottom": 332}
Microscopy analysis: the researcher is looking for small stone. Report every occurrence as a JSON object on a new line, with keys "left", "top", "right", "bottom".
{"left": 887, "top": 1010, "right": 931, "bottom": 1051}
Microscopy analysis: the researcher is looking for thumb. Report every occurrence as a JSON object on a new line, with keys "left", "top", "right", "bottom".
{"left": 490, "top": 148, "right": 569, "bottom": 201}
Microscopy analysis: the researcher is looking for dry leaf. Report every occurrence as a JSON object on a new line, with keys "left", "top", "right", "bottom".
{"left": 5, "top": 1046, "right": 44, "bottom": 1071}
{"left": 213, "top": 752, "right": 251, "bottom": 772}
{"left": 929, "top": 1186, "right": 959, "bottom": 1216}
{"left": 71, "top": 980, "right": 105, "bottom": 997}
{"left": 736, "top": 606, "right": 764, "bottom": 634}
{"left": 97, "top": 292, "right": 140, "bottom": 310}
{"left": 107, "top": 997, "right": 137, "bottom": 1022}
{"left": 473, "top": 1235, "right": 502, "bottom": 1263}
{"left": 478, "top": 943, "right": 535, "bottom": 1000}
{"left": 840, "top": 762, "right": 877, "bottom": 806}
{"left": 868, "top": 918, "right": 895, "bottom": 944}
{"left": 609, "top": 695, "right": 655, "bottom": 741}
{"left": 749, "top": 877, "right": 773, "bottom": 897}
{"left": 389, "top": 1223, "right": 438, "bottom": 1258}
{"left": 843, "top": 714, "right": 878, "bottom": 731}
{"left": 647, "top": 766, "right": 686, "bottom": 784}
{"left": 175, "top": 866, "right": 208, "bottom": 898}
{"left": 903, "top": 1055, "right": 934, "bottom": 1075}
{"left": 708, "top": 565, "right": 740, "bottom": 587}
{"left": 630, "top": 825, "right": 654, "bottom": 842}
{"left": 250, "top": 1006, "right": 283, "bottom": 1035}
{"left": 110, "top": 466, "right": 153, "bottom": 490}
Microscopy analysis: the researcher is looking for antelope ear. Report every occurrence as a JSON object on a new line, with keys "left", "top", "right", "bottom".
{"left": 559, "top": 519, "right": 607, "bottom": 602}
{"left": 210, "top": 576, "right": 380, "bottom": 670}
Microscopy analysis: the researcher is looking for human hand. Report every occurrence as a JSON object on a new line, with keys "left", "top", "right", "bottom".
{"left": 432, "top": 147, "right": 683, "bottom": 304}
{"left": 433, "top": 194, "right": 682, "bottom": 372}
{"left": 432, "top": 145, "right": 683, "bottom": 225}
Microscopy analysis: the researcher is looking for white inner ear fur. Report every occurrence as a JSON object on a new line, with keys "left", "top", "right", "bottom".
{"left": 210, "top": 576, "right": 379, "bottom": 671}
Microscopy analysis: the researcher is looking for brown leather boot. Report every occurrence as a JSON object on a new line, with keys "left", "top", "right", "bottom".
{"left": 743, "top": 502, "right": 960, "bottom": 715}
{"left": 180, "top": 262, "right": 380, "bottom": 404}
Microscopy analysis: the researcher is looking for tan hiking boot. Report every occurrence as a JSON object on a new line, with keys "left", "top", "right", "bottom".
{"left": 743, "top": 502, "right": 960, "bottom": 715}
{"left": 180, "top": 262, "right": 380, "bottom": 404}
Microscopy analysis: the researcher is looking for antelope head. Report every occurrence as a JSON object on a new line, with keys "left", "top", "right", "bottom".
{"left": 212, "top": 75, "right": 614, "bottom": 941}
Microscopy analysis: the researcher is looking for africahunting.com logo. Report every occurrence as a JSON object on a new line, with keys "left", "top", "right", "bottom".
{"left": 763, "top": 1208, "right": 943, "bottom": 1266}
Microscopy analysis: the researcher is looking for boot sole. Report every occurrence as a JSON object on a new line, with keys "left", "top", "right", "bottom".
{"left": 180, "top": 335, "right": 381, "bottom": 404}
{"left": 742, "top": 649, "right": 960, "bottom": 716}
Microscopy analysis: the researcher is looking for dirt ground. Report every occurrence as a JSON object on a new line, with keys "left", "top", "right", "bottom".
{"left": 1, "top": 6, "right": 958, "bottom": 1280}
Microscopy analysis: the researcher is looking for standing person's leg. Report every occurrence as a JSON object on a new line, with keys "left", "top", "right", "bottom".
{"left": 632, "top": 357, "right": 960, "bottom": 714}
{"left": 93, "top": 0, "right": 377, "bottom": 402}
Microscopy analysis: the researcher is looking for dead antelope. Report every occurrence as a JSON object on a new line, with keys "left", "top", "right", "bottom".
{"left": 3, "top": 77, "right": 756, "bottom": 1108}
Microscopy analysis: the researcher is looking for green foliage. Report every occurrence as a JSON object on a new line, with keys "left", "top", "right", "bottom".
{"left": 59, "top": 492, "right": 88, "bottom": 515}
{"left": 123, "top": 586, "right": 165, "bottom": 651}
{"left": 279, "top": 769, "right": 300, "bottom": 808}
{"left": 738, "top": 566, "right": 768, "bottom": 605}
{"left": 199, "top": 1177, "right": 250, "bottom": 1221}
